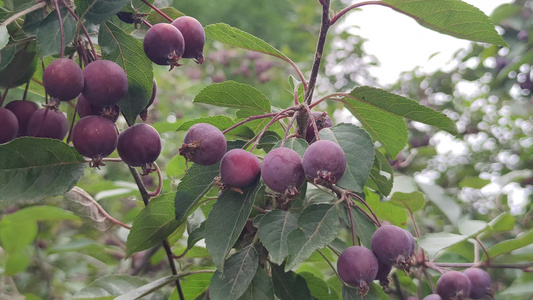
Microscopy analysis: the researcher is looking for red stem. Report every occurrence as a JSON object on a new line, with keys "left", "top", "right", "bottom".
{"left": 147, "top": 162, "right": 163, "bottom": 197}
{"left": 54, "top": 0, "right": 65, "bottom": 58}
{"left": 141, "top": 0, "right": 173, "bottom": 22}
{"left": 60, "top": 0, "right": 98, "bottom": 60}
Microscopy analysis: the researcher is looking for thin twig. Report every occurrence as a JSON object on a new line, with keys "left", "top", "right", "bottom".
{"left": 475, "top": 237, "right": 491, "bottom": 264}
{"left": 147, "top": 162, "right": 163, "bottom": 197}
{"left": 0, "top": 2, "right": 47, "bottom": 27}
{"left": 317, "top": 249, "right": 340, "bottom": 280}
{"left": 141, "top": 0, "right": 173, "bottom": 22}
{"left": 54, "top": 0, "right": 65, "bottom": 58}
{"left": 330, "top": 1, "right": 384, "bottom": 25}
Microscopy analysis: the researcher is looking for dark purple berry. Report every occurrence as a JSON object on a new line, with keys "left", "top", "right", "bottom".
{"left": 220, "top": 149, "right": 260, "bottom": 189}
{"left": 116, "top": 12, "right": 135, "bottom": 24}
{"left": 143, "top": 23, "right": 185, "bottom": 68}
{"left": 171, "top": 16, "right": 205, "bottom": 63}
{"left": 82, "top": 60, "right": 128, "bottom": 107}
{"left": 371, "top": 225, "right": 413, "bottom": 267}
{"left": 77, "top": 94, "right": 120, "bottom": 123}
{"left": 375, "top": 261, "right": 392, "bottom": 286}
{"left": 140, "top": 78, "right": 157, "bottom": 121}
{"left": 261, "top": 147, "right": 305, "bottom": 196}
{"left": 72, "top": 116, "right": 118, "bottom": 167}
{"left": 305, "top": 111, "right": 332, "bottom": 144}
{"left": 5, "top": 100, "right": 39, "bottom": 136}
{"left": 463, "top": 268, "right": 491, "bottom": 299}
{"left": 43, "top": 58, "right": 84, "bottom": 101}
{"left": 0, "top": 108, "right": 18, "bottom": 143}
{"left": 422, "top": 295, "right": 442, "bottom": 300}
{"left": 436, "top": 271, "right": 471, "bottom": 300}
{"left": 179, "top": 123, "right": 226, "bottom": 165}
{"left": 337, "top": 246, "right": 378, "bottom": 296}
{"left": 117, "top": 123, "right": 161, "bottom": 172}
{"left": 27, "top": 108, "right": 68, "bottom": 140}
{"left": 302, "top": 139, "right": 346, "bottom": 184}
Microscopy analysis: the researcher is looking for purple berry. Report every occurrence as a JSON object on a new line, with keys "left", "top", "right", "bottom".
{"left": 5, "top": 100, "right": 39, "bottom": 136}
{"left": 72, "top": 116, "right": 118, "bottom": 167}
{"left": 143, "top": 23, "right": 185, "bottom": 68}
{"left": 422, "top": 295, "right": 442, "bottom": 300}
{"left": 82, "top": 60, "right": 128, "bottom": 107}
{"left": 0, "top": 108, "right": 19, "bottom": 143}
{"left": 463, "top": 268, "right": 491, "bottom": 299}
{"left": 43, "top": 58, "right": 84, "bottom": 101}
{"left": 179, "top": 123, "right": 226, "bottom": 165}
{"left": 77, "top": 94, "right": 120, "bottom": 123}
{"left": 171, "top": 16, "right": 205, "bottom": 63}
{"left": 436, "top": 271, "right": 471, "bottom": 300}
{"left": 27, "top": 108, "right": 68, "bottom": 140}
{"left": 261, "top": 147, "right": 305, "bottom": 196}
{"left": 302, "top": 139, "right": 346, "bottom": 184}
{"left": 337, "top": 246, "right": 378, "bottom": 296}
{"left": 117, "top": 124, "right": 161, "bottom": 171}
{"left": 305, "top": 111, "right": 332, "bottom": 144}
{"left": 220, "top": 149, "right": 260, "bottom": 189}
{"left": 140, "top": 78, "right": 157, "bottom": 121}
{"left": 375, "top": 261, "right": 392, "bottom": 285}
{"left": 371, "top": 225, "right": 413, "bottom": 267}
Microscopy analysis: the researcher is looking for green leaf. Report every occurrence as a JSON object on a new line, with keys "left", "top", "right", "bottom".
{"left": 5, "top": 252, "right": 31, "bottom": 276}
{"left": 458, "top": 177, "right": 491, "bottom": 189}
{"left": 0, "top": 41, "right": 38, "bottom": 88}
{"left": 237, "top": 266, "right": 275, "bottom": 300}
{"left": 180, "top": 272, "right": 212, "bottom": 300}
{"left": 339, "top": 205, "right": 377, "bottom": 249}
{"left": 299, "top": 272, "right": 340, "bottom": 300}
{"left": 389, "top": 176, "right": 425, "bottom": 212}
{"left": 365, "top": 190, "right": 407, "bottom": 228}
{"left": 257, "top": 210, "right": 298, "bottom": 265}
{"left": 488, "top": 212, "right": 515, "bottom": 232}
{"left": 176, "top": 115, "right": 254, "bottom": 138}
{"left": 271, "top": 263, "right": 312, "bottom": 300}
{"left": 64, "top": 187, "right": 113, "bottom": 231}
{"left": 205, "top": 181, "right": 261, "bottom": 271}
{"left": 285, "top": 204, "right": 340, "bottom": 270}
{"left": 187, "top": 221, "right": 206, "bottom": 250}
{"left": 210, "top": 246, "right": 259, "bottom": 300}
{"left": 35, "top": 7, "right": 76, "bottom": 58}
{"left": 115, "top": 275, "right": 180, "bottom": 300}
{"left": 174, "top": 163, "right": 220, "bottom": 224}
{"left": 418, "top": 232, "right": 467, "bottom": 258}
{"left": 0, "top": 25, "right": 8, "bottom": 51}
{"left": 342, "top": 283, "right": 389, "bottom": 300}
{"left": 126, "top": 193, "right": 179, "bottom": 257}
{"left": 367, "top": 150, "right": 394, "bottom": 196}
{"left": 457, "top": 219, "right": 488, "bottom": 237}
{"left": 490, "top": 3, "right": 522, "bottom": 24}
{"left": 381, "top": 0, "right": 507, "bottom": 46}
{"left": 99, "top": 21, "right": 154, "bottom": 125}
{"left": 0, "top": 205, "right": 79, "bottom": 224}
{"left": 73, "top": 274, "right": 165, "bottom": 299}
{"left": 75, "top": 0, "right": 130, "bottom": 25}
{"left": 417, "top": 181, "right": 461, "bottom": 225}
{"left": 0, "top": 137, "right": 86, "bottom": 207}
{"left": 319, "top": 124, "right": 374, "bottom": 193}
{"left": 0, "top": 220, "right": 37, "bottom": 254}
{"left": 147, "top": 7, "right": 184, "bottom": 25}
{"left": 486, "top": 229, "right": 533, "bottom": 259}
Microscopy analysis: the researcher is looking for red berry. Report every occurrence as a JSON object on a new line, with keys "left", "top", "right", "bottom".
{"left": 82, "top": 60, "right": 128, "bottom": 107}
{"left": 261, "top": 147, "right": 305, "bottom": 195}
{"left": 143, "top": 23, "right": 185, "bottom": 68}
{"left": 43, "top": 58, "right": 84, "bottom": 101}
{"left": 337, "top": 246, "right": 378, "bottom": 295}
{"left": 371, "top": 225, "right": 413, "bottom": 267}
{"left": 72, "top": 116, "right": 118, "bottom": 166}
{"left": 180, "top": 123, "right": 227, "bottom": 165}
{"left": 171, "top": 16, "right": 205, "bottom": 63}
{"left": 437, "top": 271, "right": 471, "bottom": 300}
{"left": 463, "top": 268, "right": 491, "bottom": 299}
{"left": 302, "top": 139, "right": 346, "bottom": 184}
{"left": 220, "top": 149, "right": 260, "bottom": 189}
{"left": 117, "top": 124, "right": 161, "bottom": 171}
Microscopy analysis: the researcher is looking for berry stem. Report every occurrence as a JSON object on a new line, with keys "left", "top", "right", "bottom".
{"left": 141, "top": 0, "right": 173, "bottom": 22}
{"left": 60, "top": 0, "right": 98, "bottom": 61}
{"left": 475, "top": 237, "right": 491, "bottom": 264}
{"left": 53, "top": 0, "right": 66, "bottom": 58}
{"left": 0, "top": 86, "right": 10, "bottom": 107}
{"left": 391, "top": 273, "right": 406, "bottom": 300}
{"left": 147, "top": 162, "right": 163, "bottom": 197}
{"left": 66, "top": 101, "right": 78, "bottom": 143}
{"left": 280, "top": 112, "right": 298, "bottom": 148}
{"left": 317, "top": 249, "right": 341, "bottom": 280}
{"left": 348, "top": 191, "right": 382, "bottom": 227}
{"left": 222, "top": 111, "right": 285, "bottom": 135}
{"left": 344, "top": 197, "right": 358, "bottom": 246}
{"left": 142, "top": 19, "right": 152, "bottom": 28}
{"left": 23, "top": 81, "right": 30, "bottom": 101}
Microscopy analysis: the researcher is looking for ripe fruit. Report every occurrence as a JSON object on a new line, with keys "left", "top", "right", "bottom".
{"left": 371, "top": 225, "right": 414, "bottom": 267}
{"left": 0, "top": 108, "right": 19, "bottom": 143}
{"left": 117, "top": 123, "right": 161, "bottom": 172}
{"left": 436, "top": 271, "right": 471, "bottom": 300}
{"left": 27, "top": 108, "right": 68, "bottom": 140}
{"left": 82, "top": 60, "right": 128, "bottom": 107}
{"left": 261, "top": 147, "right": 305, "bottom": 196}
{"left": 171, "top": 16, "right": 205, "bottom": 63}
{"left": 336, "top": 246, "right": 378, "bottom": 295}
{"left": 77, "top": 94, "right": 120, "bottom": 123}
{"left": 375, "top": 261, "right": 392, "bottom": 285}
{"left": 422, "top": 295, "right": 442, "bottom": 300}
{"left": 302, "top": 139, "right": 346, "bottom": 184}
{"left": 72, "top": 116, "right": 118, "bottom": 167}
{"left": 43, "top": 58, "right": 84, "bottom": 101}
{"left": 143, "top": 23, "right": 185, "bottom": 68}
{"left": 179, "top": 123, "right": 226, "bottom": 165}
{"left": 305, "top": 111, "right": 332, "bottom": 143}
{"left": 220, "top": 149, "right": 260, "bottom": 189}
{"left": 463, "top": 268, "right": 491, "bottom": 299}
{"left": 5, "top": 100, "right": 39, "bottom": 136}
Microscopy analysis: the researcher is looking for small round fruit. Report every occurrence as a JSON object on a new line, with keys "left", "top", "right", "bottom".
{"left": 220, "top": 149, "right": 260, "bottom": 189}
{"left": 0, "top": 108, "right": 19, "bottom": 143}
{"left": 463, "top": 268, "right": 491, "bottom": 299}
{"left": 371, "top": 225, "right": 413, "bottom": 267}
{"left": 77, "top": 94, "right": 120, "bottom": 122}
{"left": 261, "top": 147, "right": 305, "bottom": 196}
{"left": 27, "top": 108, "right": 68, "bottom": 140}
{"left": 43, "top": 58, "right": 84, "bottom": 101}
{"left": 302, "top": 139, "right": 346, "bottom": 184}
{"left": 422, "top": 295, "right": 442, "bottom": 300}
{"left": 375, "top": 261, "right": 392, "bottom": 285}
{"left": 171, "top": 16, "right": 205, "bottom": 63}
{"left": 72, "top": 116, "right": 118, "bottom": 166}
{"left": 82, "top": 60, "right": 128, "bottom": 107}
{"left": 143, "top": 23, "right": 185, "bottom": 67}
{"left": 179, "top": 123, "right": 226, "bottom": 165}
{"left": 337, "top": 246, "right": 378, "bottom": 295}
{"left": 117, "top": 123, "right": 161, "bottom": 170}
{"left": 436, "top": 271, "right": 471, "bottom": 300}
{"left": 5, "top": 100, "right": 39, "bottom": 136}
{"left": 305, "top": 111, "right": 332, "bottom": 143}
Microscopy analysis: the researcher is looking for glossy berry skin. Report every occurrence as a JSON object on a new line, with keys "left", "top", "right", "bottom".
{"left": 77, "top": 94, "right": 120, "bottom": 123}
{"left": 143, "top": 23, "right": 185, "bottom": 67}
{"left": 27, "top": 108, "right": 68, "bottom": 140}
{"left": 220, "top": 149, "right": 260, "bottom": 189}
{"left": 261, "top": 147, "right": 305, "bottom": 194}
{"left": 82, "top": 60, "right": 128, "bottom": 107}
{"left": 302, "top": 139, "right": 346, "bottom": 184}
{"left": 422, "top": 295, "right": 442, "bottom": 300}
{"left": 436, "top": 271, "right": 471, "bottom": 300}
{"left": 117, "top": 124, "right": 161, "bottom": 168}
{"left": 305, "top": 111, "right": 332, "bottom": 143}
{"left": 171, "top": 16, "right": 205, "bottom": 63}
{"left": 371, "top": 225, "right": 414, "bottom": 266}
{"left": 180, "top": 123, "right": 226, "bottom": 165}
{"left": 5, "top": 100, "right": 39, "bottom": 136}
{"left": 337, "top": 246, "right": 378, "bottom": 293}
{"left": 72, "top": 116, "right": 118, "bottom": 161}
{"left": 0, "top": 108, "right": 19, "bottom": 143}
{"left": 43, "top": 58, "right": 84, "bottom": 101}
{"left": 463, "top": 268, "right": 491, "bottom": 299}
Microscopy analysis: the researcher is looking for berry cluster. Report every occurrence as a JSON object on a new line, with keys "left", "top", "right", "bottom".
{"left": 426, "top": 268, "right": 492, "bottom": 300}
